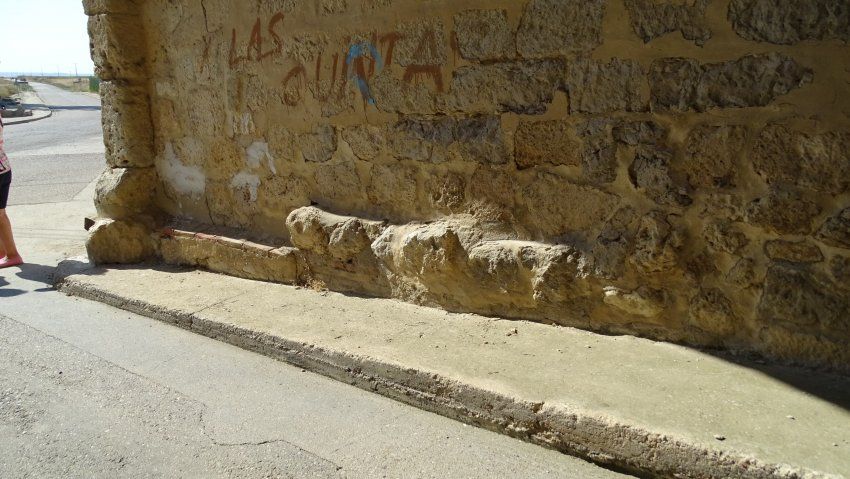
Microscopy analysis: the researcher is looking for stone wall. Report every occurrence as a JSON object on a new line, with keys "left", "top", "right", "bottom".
{"left": 85, "top": 0, "right": 850, "bottom": 372}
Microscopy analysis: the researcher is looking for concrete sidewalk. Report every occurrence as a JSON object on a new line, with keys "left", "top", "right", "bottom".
{"left": 2, "top": 90, "right": 52, "bottom": 125}
{"left": 56, "top": 262, "right": 850, "bottom": 478}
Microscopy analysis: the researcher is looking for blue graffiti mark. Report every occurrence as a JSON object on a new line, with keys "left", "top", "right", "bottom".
{"left": 345, "top": 41, "right": 383, "bottom": 105}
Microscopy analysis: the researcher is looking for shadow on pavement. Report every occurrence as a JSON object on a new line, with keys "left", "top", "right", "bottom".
{"left": 17, "top": 262, "right": 57, "bottom": 287}
{"left": 706, "top": 350, "right": 850, "bottom": 412}
{"left": 48, "top": 105, "right": 101, "bottom": 111}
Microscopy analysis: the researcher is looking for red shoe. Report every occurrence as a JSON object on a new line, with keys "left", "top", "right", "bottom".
{"left": 0, "top": 256, "right": 23, "bottom": 269}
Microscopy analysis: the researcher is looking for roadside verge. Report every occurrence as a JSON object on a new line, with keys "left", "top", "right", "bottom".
{"left": 2, "top": 89, "right": 52, "bottom": 125}
{"left": 55, "top": 261, "right": 850, "bottom": 479}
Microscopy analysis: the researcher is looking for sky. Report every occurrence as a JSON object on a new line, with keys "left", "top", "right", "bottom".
{"left": 0, "top": 0, "right": 94, "bottom": 76}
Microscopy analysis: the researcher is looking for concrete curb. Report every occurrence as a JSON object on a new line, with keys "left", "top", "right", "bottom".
{"left": 2, "top": 108, "right": 52, "bottom": 126}
{"left": 2, "top": 88, "right": 53, "bottom": 125}
{"left": 54, "top": 262, "right": 845, "bottom": 479}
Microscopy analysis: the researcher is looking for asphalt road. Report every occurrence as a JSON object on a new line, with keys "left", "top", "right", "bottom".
{"left": 0, "top": 85, "right": 628, "bottom": 477}
{"left": 3, "top": 82, "right": 105, "bottom": 205}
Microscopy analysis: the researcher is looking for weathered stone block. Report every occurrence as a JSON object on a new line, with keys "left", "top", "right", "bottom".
{"left": 88, "top": 14, "right": 147, "bottom": 81}
{"left": 631, "top": 212, "right": 681, "bottom": 274}
{"left": 453, "top": 10, "right": 515, "bottom": 61}
{"left": 301, "top": 125, "right": 338, "bottom": 163}
{"left": 629, "top": 147, "right": 691, "bottom": 207}
{"left": 522, "top": 172, "right": 619, "bottom": 237}
{"left": 745, "top": 188, "right": 821, "bottom": 235}
{"left": 603, "top": 286, "right": 664, "bottom": 318}
{"left": 516, "top": 0, "right": 605, "bottom": 57}
{"left": 729, "top": 0, "right": 850, "bottom": 45}
{"left": 759, "top": 265, "right": 849, "bottom": 333}
{"left": 87, "top": 219, "right": 156, "bottom": 265}
{"left": 681, "top": 125, "right": 747, "bottom": 188}
{"left": 751, "top": 126, "right": 850, "bottom": 195}
{"left": 427, "top": 171, "right": 466, "bottom": 211}
{"left": 394, "top": 19, "right": 447, "bottom": 66}
{"left": 100, "top": 81, "right": 154, "bottom": 168}
{"left": 689, "top": 288, "right": 736, "bottom": 336}
{"left": 612, "top": 120, "right": 668, "bottom": 147}
{"left": 565, "top": 59, "right": 647, "bottom": 114}
{"left": 765, "top": 240, "right": 824, "bottom": 264}
{"left": 341, "top": 125, "right": 386, "bottom": 161}
{"left": 649, "top": 53, "right": 812, "bottom": 111}
{"left": 817, "top": 208, "right": 850, "bottom": 249}
{"left": 368, "top": 163, "right": 420, "bottom": 217}
{"left": 514, "top": 120, "right": 581, "bottom": 170}
{"left": 94, "top": 167, "right": 157, "bottom": 219}
{"left": 703, "top": 220, "right": 749, "bottom": 254}
{"left": 624, "top": 0, "right": 711, "bottom": 46}
{"left": 580, "top": 119, "right": 618, "bottom": 184}
{"left": 389, "top": 116, "right": 507, "bottom": 165}
{"left": 446, "top": 60, "right": 564, "bottom": 115}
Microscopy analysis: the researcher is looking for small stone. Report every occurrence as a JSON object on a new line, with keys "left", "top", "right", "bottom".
{"left": 786, "top": 415, "right": 796, "bottom": 420}
{"left": 714, "top": 434, "right": 726, "bottom": 441}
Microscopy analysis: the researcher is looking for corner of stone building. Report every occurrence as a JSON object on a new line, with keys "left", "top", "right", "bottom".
{"left": 84, "top": 0, "right": 161, "bottom": 265}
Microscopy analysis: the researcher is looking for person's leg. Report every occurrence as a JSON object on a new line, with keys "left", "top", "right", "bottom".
{"left": 0, "top": 171, "right": 21, "bottom": 268}
{"left": 0, "top": 209, "right": 20, "bottom": 259}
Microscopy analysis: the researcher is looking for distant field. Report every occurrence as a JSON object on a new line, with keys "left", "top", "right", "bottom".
{"left": 0, "top": 79, "right": 18, "bottom": 98}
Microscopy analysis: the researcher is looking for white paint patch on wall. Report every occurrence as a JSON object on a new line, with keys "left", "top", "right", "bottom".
{"left": 231, "top": 171, "right": 261, "bottom": 203}
{"left": 245, "top": 140, "right": 275, "bottom": 174}
{"left": 158, "top": 142, "right": 206, "bottom": 197}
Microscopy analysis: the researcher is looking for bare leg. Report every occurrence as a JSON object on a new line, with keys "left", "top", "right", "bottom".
{"left": 0, "top": 209, "right": 20, "bottom": 259}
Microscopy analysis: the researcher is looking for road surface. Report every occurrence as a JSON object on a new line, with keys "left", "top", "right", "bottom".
{"left": 0, "top": 85, "right": 629, "bottom": 477}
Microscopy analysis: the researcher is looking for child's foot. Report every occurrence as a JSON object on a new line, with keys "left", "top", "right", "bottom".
{"left": 0, "top": 256, "right": 23, "bottom": 269}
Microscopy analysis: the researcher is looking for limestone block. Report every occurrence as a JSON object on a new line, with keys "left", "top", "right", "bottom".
{"left": 681, "top": 125, "right": 747, "bottom": 188}
{"left": 515, "top": 120, "right": 581, "bottom": 170}
{"left": 341, "top": 125, "right": 386, "bottom": 161}
{"left": 603, "top": 287, "right": 664, "bottom": 318}
{"left": 427, "top": 171, "right": 466, "bottom": 211}
{"left": 94, "top": 167, "right": 157, "bottom": 219}
{"left": 565, "top": 58, "right": 648, "bottom": 114}
{"left": 817, "top": 208, "right": 850, "bottom": 249}
{"left": 579, "top": 119, "right": 618, "bottom": 184}
{"left": 764, "top": 240, "right": 824, "bottom": 264}
{"left": 161, "top": 236, "right": 300, "bottom": 284}
{"left": 300, "top": 125, "right": 338, "bottom": 163}
{"left": 394, "top": 19, "right": 448, "bottom": 66}
{"left": 256, "top": 175, "right": 311, "bottom": 218}
{"left": 752, "top": 126, "right": 850, "bottom": 195}
{"left": 529, "top": 244, "right": 594, "bottom": 305}
{"left": 86, "top": 219, "right": 156, "bottom": 265}
{"left": 831, "top": 255, "right": 850, "bottom": 286}
{"left": 453, "top": 10, "right": 515, "bottom": 61}
{"left": 88, "top": 14, "right": 147, "bottom": 81}
{"left": 467, "top": 241, "right": 534, "bottom": 299}
{"left": 745, "top": 188, "right": 821, "bottom": 235}
{"left": 649, "top": 53, "right": 812, "bottom": 111}
{"left": 522, "top": 172, "right": 620, "bottom": 237}
{"left": 729, "top": 0, "right": 850, "bottom": 45}
{"left": 726, "top": 257, "right": 760, "bottom": 289}
{"left": 286, "top": 206, "right": 384, "bottom": 261}
{"left": 389, "top": 116, "right": 507, "bottom": 164}
{"left": 703, "top": 220, "right": 749, "bottom": 254}
{"left": 100, "top": 81, "right": 154, "bottom": 168}
{"left": 373, "top": 222, "right": 466, "bottom": 277}
{"left": 368, "top": 163, "right": 420, "bottom": 216}
{"left": 612, "top": 120, "right": 668, "bottom": 147}
{"left": 688, "top": 289, "right": 736, "bottom": 336}
{"left": 469, "top": 167, "right": 516, "bottom": 211}
{"left": 631, "top": 212, "right": 681, "bottom": 274}
{"left": 446, "top": 60, "right": 564, "bottom": 115}
{"left": 312, "top": 161, "right": 366, "bottom": 207}
{"left": 758, "top": 265, "right": 849, "bottom": 334}
{"left": 370, "top": 70, "right": 441, "bottom": 115}
{"left": 624, "top": 0, "right": 711, "bottom": 46}
{"left": 629, "top": 147, "right": 691, "bottom": 207}
{"left": 516, "top": 0, "right": 605, "bottom": 57}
